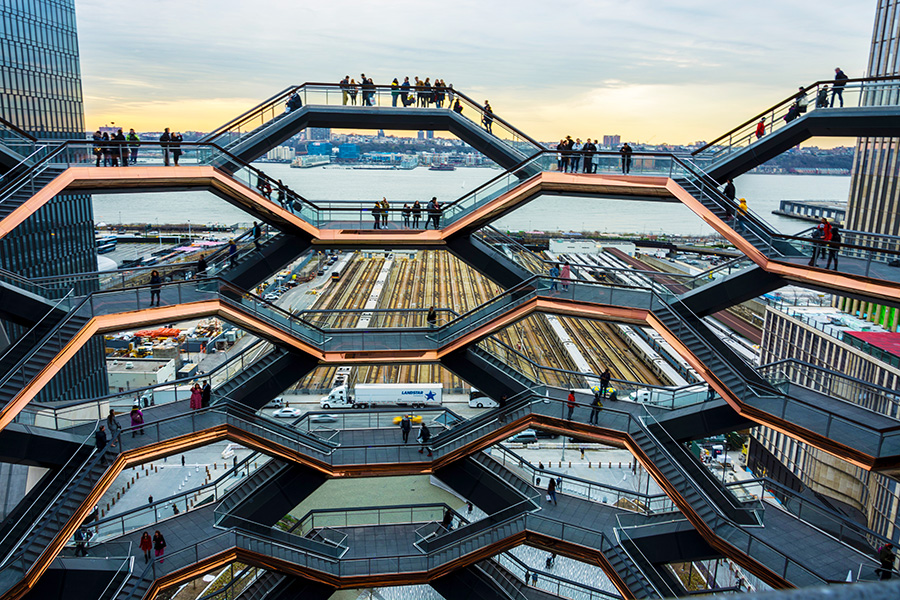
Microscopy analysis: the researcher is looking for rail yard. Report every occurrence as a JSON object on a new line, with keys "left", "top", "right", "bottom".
{"left": 292, "top": 250, "right": 670, "bottom": 392}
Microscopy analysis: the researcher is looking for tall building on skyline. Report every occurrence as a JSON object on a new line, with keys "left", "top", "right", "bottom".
{"left": 840, "top": 1, "right": 900, "bottom": 331}
{"left": 0, "top": 0, "right": 105, "bottom": 403}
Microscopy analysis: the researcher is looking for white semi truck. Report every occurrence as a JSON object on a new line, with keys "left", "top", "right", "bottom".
{"left": 319, "top": 383, "right": 443, "bottom": 409}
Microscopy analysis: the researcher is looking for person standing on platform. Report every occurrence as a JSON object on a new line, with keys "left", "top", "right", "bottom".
{"left": 391, "top": 78, "right": 400, "bottom": 107}
{"left": 171, "top": 132, "right": 183, "bottom": 165}
{"left": 566, "top": 390, "right": 576, "bottom": 421}
{"left": 400, "top": 76, "right": 412, "bottom": 106}
{"left": 92, "top": 130, "right": 103, "bottom": 166}
{"left": 371, "top": 201, "right": 381, "bottom": 229}
{"left": 571, "top": 138, "right": 583, "bottom": 173}
{"left": 620, "top": 143, "right": 633, "bottom": 174}
{"left": 600, "top": 368, "right": 611, "bottom": 396}
{"left": 130, "top": 404, "right": 145, "bottom": 436}
{"left": 190, "top": 383, "right": 202, "bottom": 410}
{"left": 411, "top": 201, "right": 422, "bottom": 228}
{"left": 159, "top": 128, "right": 171, "bottom": 166}
{"left": 113, "top": 128, "right": 126, "bottom": 166}
{"left": 808, "top": 217, "right": 832, "bottom": 267}
{"left": 417, "top": 423, "right": 432, "bottom": 456}
{"left": 755, "top": 118, "right": 765, "bottom": 140}
{"left": 400, "top": 414, "right": 411, "bottom": 443}
{"left": 549, "top": 263, "right": 560, "bottom": 291}
{"left": 427, "top": 306, "right": 437, "bottom": 328}
{"left": 831, "top": 67, "right": 848, "bottom": 107}
{"left": 380, "top": 198, "right": 390, "bottom": 227}
{"left": 149, "top": 270, "right": 162, "bottom": 307}
{"left": 402, "top": 204, "right": 411, "bottom": 227}
{"left": 127, "top": 128, "right": 141, "bottom": 164}
{"left": 106, "top": 410, "right": 119, "bottom": 448}
{"left": 202, "top": 381, "right": 211, "bottom": 408}
{"left": 560, "top": 262, "right": 571, "bottom": 291}
{"left": 582, "top": 138, "right": 596, "bottom": 173}
{"left": 427, "top": 197, "right": 442, "bottom": 229}
{"left": 825, "top": 224, "right": 841, "bottom": 270}
{"left": 589, "top": 388, "right": 603, "bottom": 425}
{"left": 340, "top": 76, "right": 350, "bottom": 105}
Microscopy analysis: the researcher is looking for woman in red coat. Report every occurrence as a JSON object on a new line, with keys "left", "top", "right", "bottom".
{"left": 190, "top": 384, "right": 202, "bottom": 410}
{"left": 139, "top": 531, "right": 153, "bottom": 562}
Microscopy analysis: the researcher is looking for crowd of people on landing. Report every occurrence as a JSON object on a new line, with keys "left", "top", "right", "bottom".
{"left": 91, "top": 127, "right": 184, "bottom": 166}
{"left": 340, "top": 74, "right": 456, "bottom": 109}
{"left": 338, "top": 75, "right": 492, "bottom": 131}
{"left": 370, "top": 197, "right": 443, "bottom": 229}
{"left": 554, "top": 136, "right": 634, "bottom": 174}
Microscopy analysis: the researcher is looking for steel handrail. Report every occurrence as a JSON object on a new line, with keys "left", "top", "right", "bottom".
{"left": 0, "top": 422, "right": 100, "bottom": 565}
{"left": 199, "top": 81, "right": 545, "bottom": 151}
{"left": 200, "top": 85, "right": 300, "bottom": 141}
{"left": 693, "top": 75, "right": 900, "bottom": 154}
{"left": 491, "top": 444, "right": 664, "bottom": 512}
{"left": 0, "top": 139, "right": 321, "bottom": 211}
{"left": 612, "top": 515, "right": 672, "bottom": 598}
{"left": 727, "top": 476, "right": 894, "bottom": 550}
{"left": 490, "top": 552, "right": 622, "bottom": 600}
{"left": 0, "top": 287, "right": 76, "bottom": 377}
{"left": 478, "top": 335, "right": 710, "bottom": 397}
{"left": 758, "top": 359, "right": 900, "bottom": 400}
{"left": 96, "top": 542, "right": 134, "bottom": 600}
{"left": 0, "top": 115, "right": 37, "bottom": 142}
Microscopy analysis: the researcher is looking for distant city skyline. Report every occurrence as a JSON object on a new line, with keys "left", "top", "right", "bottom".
{"left": 76, "top": 0, "right": 873, "bottom": 145}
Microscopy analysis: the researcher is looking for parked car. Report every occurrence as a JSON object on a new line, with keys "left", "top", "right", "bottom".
{"left": 508, "top": 429, "right": 538, "bottom": 444}
{"left": 265, "top": 397, "right": 284, "bottom": 409}
{"left": 534, "top": 430, "right": 558, "bottom": 439}
{"left": 264, "top": 293, "right": 279, "bottom": 301}
{"left": 272, "top": 407, "right": 302, "bottom": 418}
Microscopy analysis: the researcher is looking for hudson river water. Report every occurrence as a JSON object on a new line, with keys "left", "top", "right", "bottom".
{"left": 93, "top": 164, "right": 850, "bottom": 237}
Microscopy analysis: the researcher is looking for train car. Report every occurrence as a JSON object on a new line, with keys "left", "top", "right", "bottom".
{"left": 96, "top": 235, "right": 117, "bottom": 254}
{"left": 331, "top": 270, "right": 341, "bottom": 281}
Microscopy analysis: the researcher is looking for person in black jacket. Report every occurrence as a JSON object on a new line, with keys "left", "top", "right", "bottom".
{"left": 113, "top": 128, "right": 126, "bottom": 166}
{"left": 400, "top": 415, "right": 411, "bottom": 443}
{"left": 411, "top": 201, "right": 422, "bottom": 228}
{"left": 582, "top": 139, "right": 596, "bottom": 173}
{"left": 95, "top": 425, "right": 108, "bottom": 451}
{"left": 831, "top": 67, "right": 848, "bottom": 107}
{"left": 201, "top": 381, "right": 211, "bottom": 408}
{"left": 620, "top": 143, "right": 633, "bottom": 174}
{"left": 159, "top": 128, "right": 171, "bottom": 166}
{"left": 371, "top": 201, "right": 381, "bottom": 229}
{"left": 149, "top": 270, "right": 162, "bottom": 306}
{"left": 825, "top": 224, "right": 841, "bottom": 270}
{"left": 417, "top": 423, "right": 432, "bottom": 456}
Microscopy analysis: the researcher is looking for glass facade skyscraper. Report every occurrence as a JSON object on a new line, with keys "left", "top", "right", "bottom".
{"left": 846, "top": 1, "right": 900, "bottom": 239}
{"left": 0, "top": 0, "right": 85, "bottom": 139}
{"left": 0, "top": 0, "right": 104, "bottom": 402}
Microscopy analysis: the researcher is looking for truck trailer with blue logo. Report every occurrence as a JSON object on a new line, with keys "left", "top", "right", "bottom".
{"left": 319, "top": 383, "right": 443, "bottom": 409}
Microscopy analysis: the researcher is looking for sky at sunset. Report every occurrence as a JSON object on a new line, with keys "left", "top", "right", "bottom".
{"left": 75, "top": 0, "right": 875, "bottom": 144}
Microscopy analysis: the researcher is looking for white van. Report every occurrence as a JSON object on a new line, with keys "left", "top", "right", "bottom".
{"left": 468, "top": 389, "right": 499, "bottom": 409}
